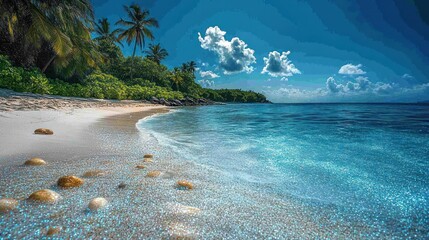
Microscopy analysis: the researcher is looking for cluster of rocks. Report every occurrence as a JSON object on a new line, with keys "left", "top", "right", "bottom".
{"left": 150, "top": 96, "right": 221, "bottom": 106}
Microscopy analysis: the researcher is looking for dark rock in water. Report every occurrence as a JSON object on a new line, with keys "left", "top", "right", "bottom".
{"left": 34, "top": 128, "right": 54, "bottom": 135}
{"left": 150, "top": 97, "right": 159, "bottom": 104}
{"left": 172, "top": 99, "right": 183, "bottom": 106}
{"left": 159, "top": 98, "right": 169, "bottom": 105}
{"left": 118, "top": 183, "right": 127, "bottom": 189}
{"left": 185, "top": 97, "right": 195, "bottom": 104}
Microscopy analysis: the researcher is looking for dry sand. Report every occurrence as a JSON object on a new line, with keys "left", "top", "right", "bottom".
{"left": 0, "top": 106, "right": 167, "bottom": 162}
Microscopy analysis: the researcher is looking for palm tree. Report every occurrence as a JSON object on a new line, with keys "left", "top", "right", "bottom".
{"left": 144, "top": 43, "right": 168, "bottom": 64}
{"left": 115, "top": 4, "right": 159, "bottom": 58}
{"left": 170, "top": 68, "right": 183, "bottom": 91}
{"left": 93, "top": 18, "right": 122, "bottom": 46}
{"left": 0, "top": 0, "right": 96, "bottom": 74}
{"left": 181, "top": 61, "right": 197, "bottom": 74}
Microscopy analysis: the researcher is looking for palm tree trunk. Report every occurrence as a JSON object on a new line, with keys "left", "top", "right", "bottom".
{"left": 42, "top": 55, "right": 56, "bottom": 73}
{"left": 130, "top": 41, "right": 138, "bottom": 80}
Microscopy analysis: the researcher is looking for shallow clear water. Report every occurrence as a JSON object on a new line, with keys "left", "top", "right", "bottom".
{"left": 138, "top": 103, "right": 429, "bottom": 237}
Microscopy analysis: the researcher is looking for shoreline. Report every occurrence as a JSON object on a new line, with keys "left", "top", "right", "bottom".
{"left": 1, "top": 97, "right": 417, "bottom": 238}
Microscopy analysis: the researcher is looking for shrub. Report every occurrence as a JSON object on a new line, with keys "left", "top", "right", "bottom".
{"left": 84, "top": 72, "right": 127, "bottom": 100}
{"left": 0, "top": 56, "right": 51, "bottom": 94}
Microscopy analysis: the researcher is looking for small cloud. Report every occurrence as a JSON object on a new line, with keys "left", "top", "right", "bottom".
{"left": 338, "top": 64, "right": 366, "bottom": 75}
{"left": 198, "top": 26, "right": 256, "bottom": 74}
{"left": 198, "top": 79, "right": 215, "bottom": 88}
{"left": 261, "top": 51, "right": 301, "bottom": 78}
{"left": 199, "top": 70, "right": 219, "bottom": 79}
{"left": 402, "top": 73, "right": 414, "bottom": 79}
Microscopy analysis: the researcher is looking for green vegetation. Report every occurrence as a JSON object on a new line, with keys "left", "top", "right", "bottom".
{"left": 0, "top": 1, "right": 267, "bottom": 103}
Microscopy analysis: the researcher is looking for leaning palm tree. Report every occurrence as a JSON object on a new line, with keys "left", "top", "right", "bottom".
{"left": 144, "top": 43, "right": 168, "bottom": 64}
{"left": 0, "top": 0, "right": 97, "bottom": 74}
{"left": 93, "top": 18, "right": 122, "bottom": 46}
{"left": 115, "top": 4, "right": 159, "bottom": 58}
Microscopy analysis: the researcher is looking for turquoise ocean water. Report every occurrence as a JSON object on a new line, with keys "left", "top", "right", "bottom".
{"left": 138, "top": 103, "right": 429, "bottom": 238}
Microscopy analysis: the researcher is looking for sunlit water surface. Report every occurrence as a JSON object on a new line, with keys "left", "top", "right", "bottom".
{"left": 139, "top": 103, "right": 429, "bottom": 238}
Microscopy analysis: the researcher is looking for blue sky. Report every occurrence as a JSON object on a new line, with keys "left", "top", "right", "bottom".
{"left": 93, "top": 0, "right": 429, "bottom": 103}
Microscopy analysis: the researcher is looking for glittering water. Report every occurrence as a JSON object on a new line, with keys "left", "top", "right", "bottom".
{"left": 138, "top": 103, "right": 429, "bottom": 238}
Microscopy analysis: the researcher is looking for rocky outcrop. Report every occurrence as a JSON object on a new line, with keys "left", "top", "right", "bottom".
{"left": 149, "top": 97, "right": 220, "bottom": 107}
{"left": 57, "top": 176, "right": 84, "bottom": 188}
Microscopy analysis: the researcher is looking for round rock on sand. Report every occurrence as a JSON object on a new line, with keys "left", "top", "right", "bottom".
{"left": 83, "top": 170, "right": 106, "bottom": 178}
{"left": 28, "top": 189, "right": 60, "bottom": 204}
{"left": 143, "top": 154, "right": 153, "bottom": 158}
{"left": 177, "top": 180, "right": 194, "bottom": 190}
{"left": 24, "top": 157, "right": 46, "bottom": 166}
{"left": 88, "top": 197, "right": 108, "bottom": 211}
{"left": 34, "top": 128, "right": 54, "bottom": 135}
{"left": 146, "top": 170, "right": 161, "bottom": 178}
{"left": 57, "top": 176, "right": 84, "bottom": 188}
{"left": 0, "top": 198, "right": 19, "bottom": 213}
{"left": 46, "top": 226, "right": 62, "bottom": 236}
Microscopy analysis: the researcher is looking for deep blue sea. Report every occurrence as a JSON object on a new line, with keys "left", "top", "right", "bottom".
{"left": 139, "top": 103, "right": 429, "bottom": 238}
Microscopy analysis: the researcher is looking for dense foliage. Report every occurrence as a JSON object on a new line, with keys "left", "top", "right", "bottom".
{"left": 0, "top": 1, "right": 267, "bottom": 103}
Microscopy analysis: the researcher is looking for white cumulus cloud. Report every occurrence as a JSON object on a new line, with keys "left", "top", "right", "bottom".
{"left": 198, "top": 26, "right": 256, "bottom": 74}
{"left": 338, "top": 63, "right": 366, "bottom": 75}
{"left": 199, "top": 70, "right": 219, "bottom": 79}
{"left": 326, "top": 76, "right": 393, "bottom": 94}
{"left": 261, "top": 51, "right": 301, "bottom": 78}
